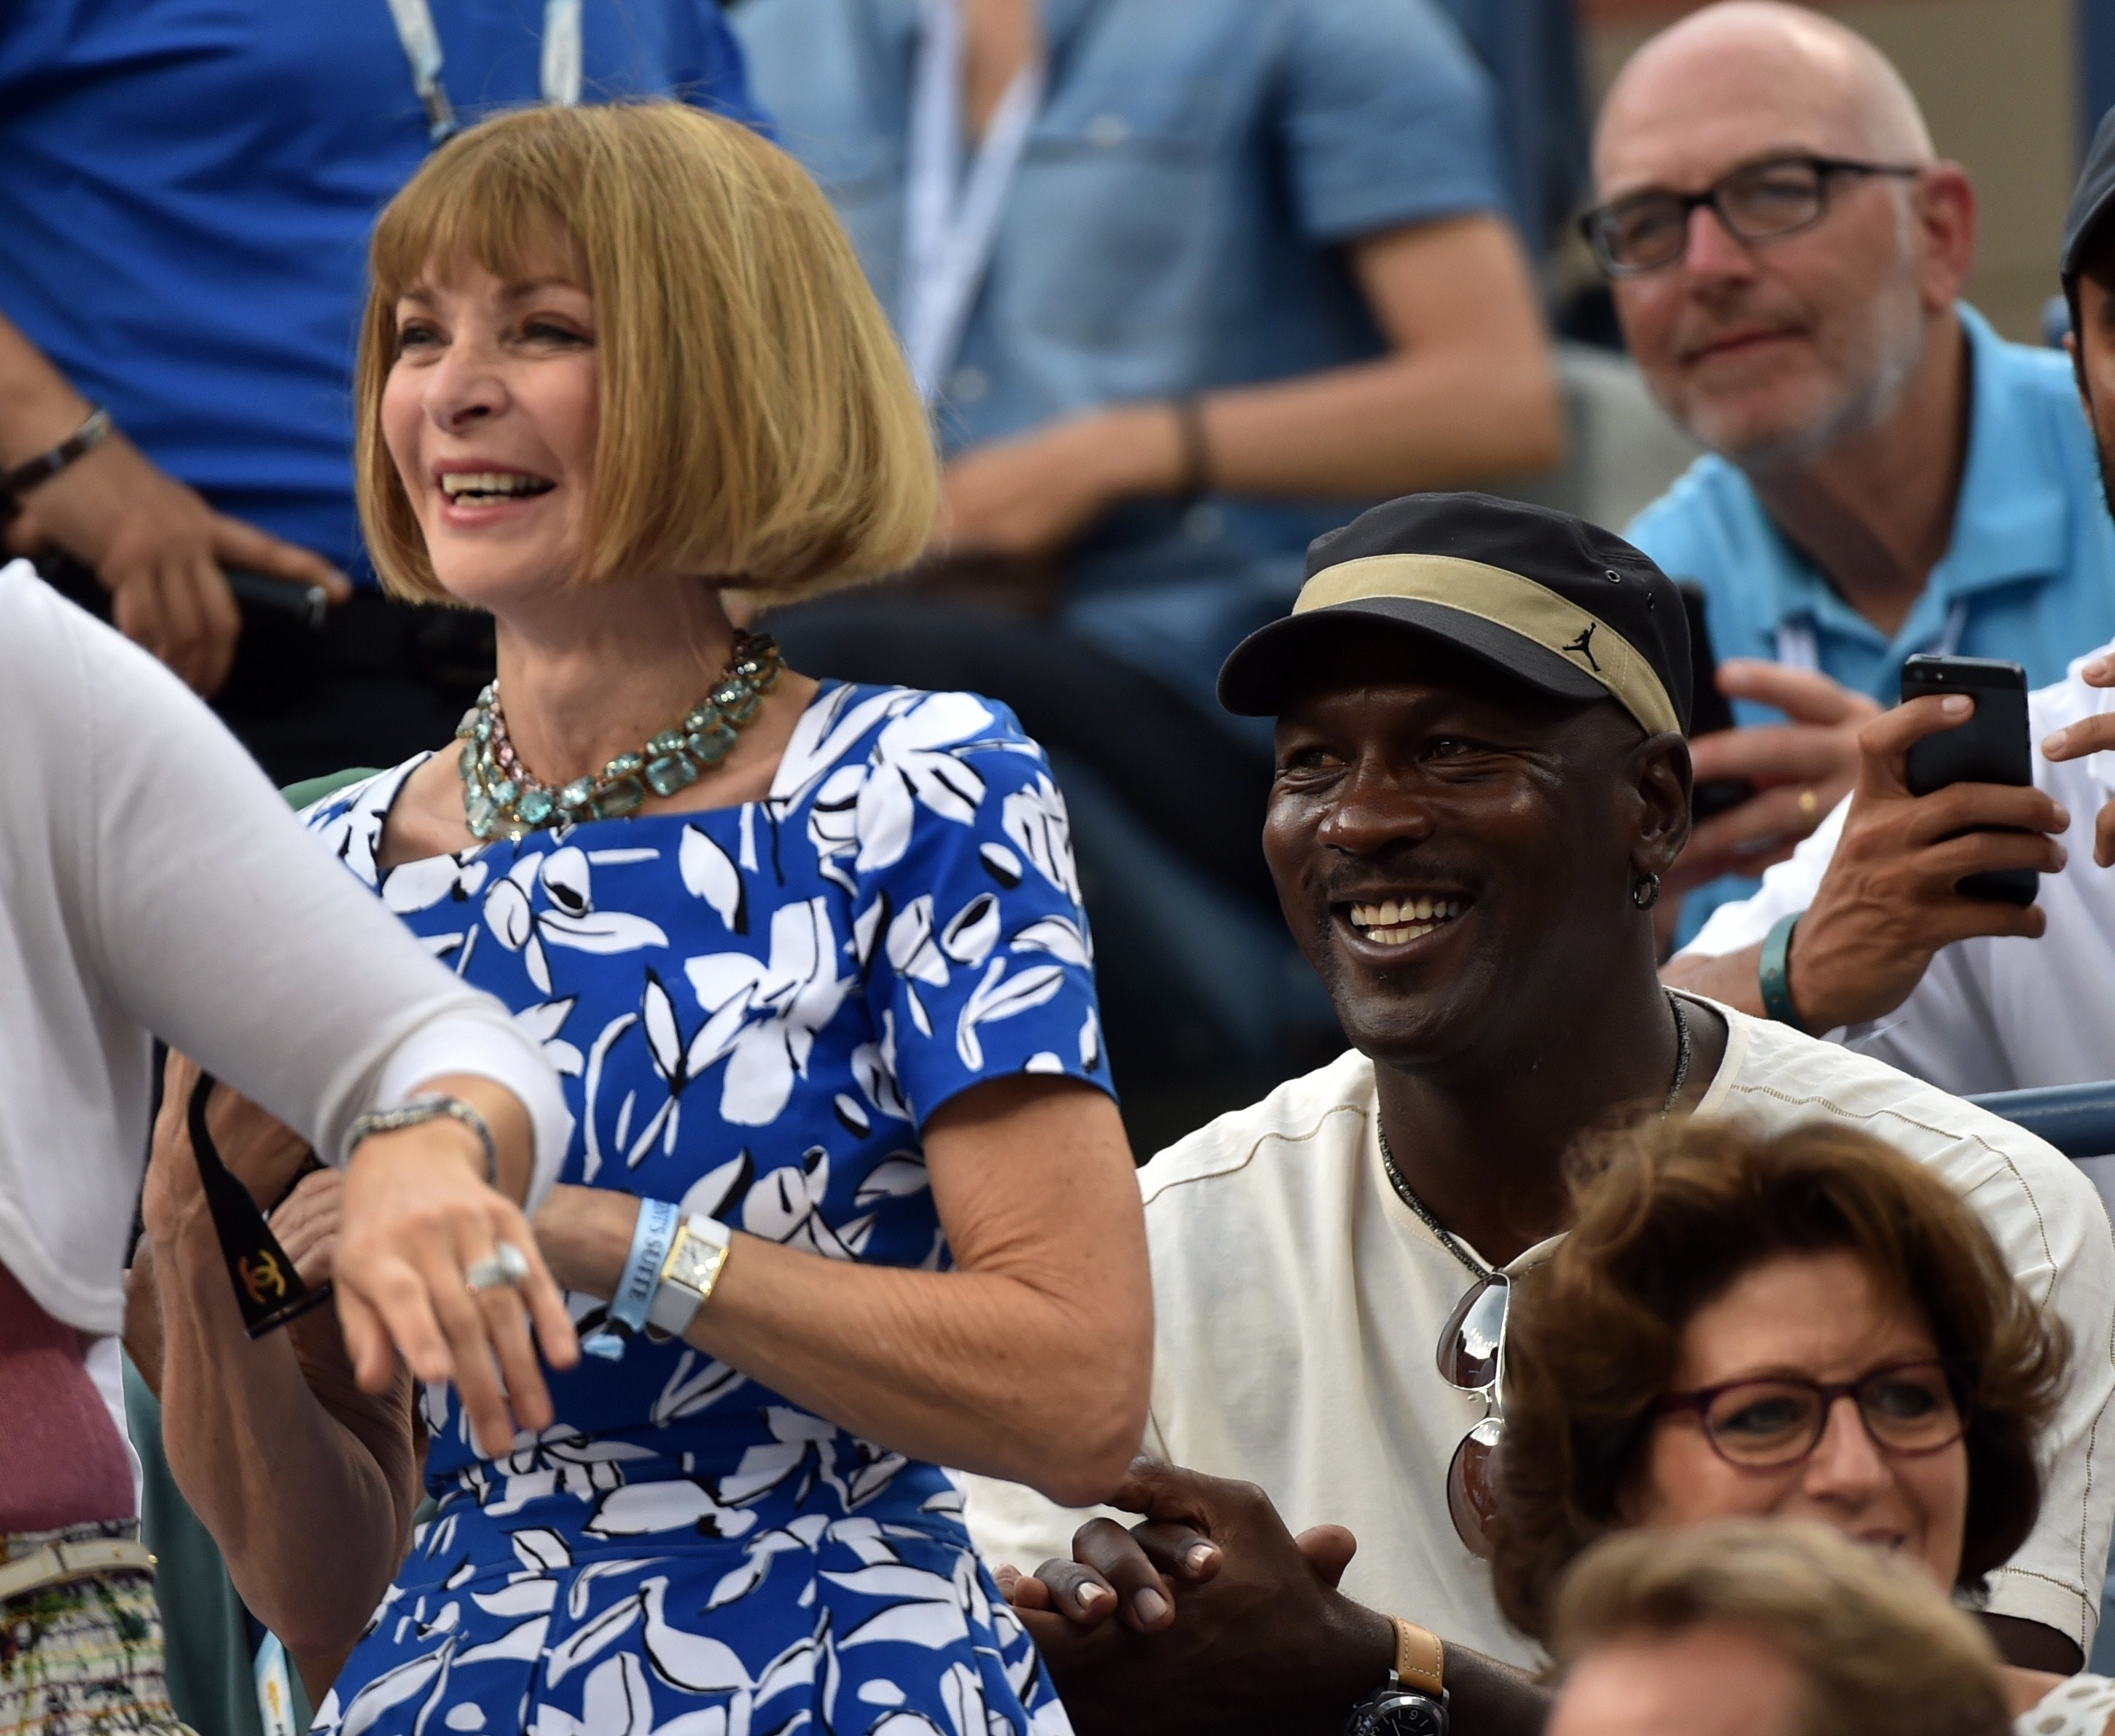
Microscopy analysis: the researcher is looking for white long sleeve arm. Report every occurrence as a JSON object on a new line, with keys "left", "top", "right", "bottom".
{"left": 0, "top": 560, "right": 569, "bottom": 1332}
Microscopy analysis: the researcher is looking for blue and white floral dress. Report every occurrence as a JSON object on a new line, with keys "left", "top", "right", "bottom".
{"left": 305, "top": 684, "right": 1107, "bottom": 1736}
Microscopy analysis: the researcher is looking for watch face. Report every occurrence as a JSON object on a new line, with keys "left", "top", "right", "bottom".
{"left": 1352, "top": 1693, "right": 1447, "bottom": 1736}
{"left": 665, "top": 1229, "right": 723, "bottom": 1294}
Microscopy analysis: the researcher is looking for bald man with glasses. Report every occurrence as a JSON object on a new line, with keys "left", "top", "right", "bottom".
{"left": 1582, "top": 1, "right": 2115, "bottom": 956}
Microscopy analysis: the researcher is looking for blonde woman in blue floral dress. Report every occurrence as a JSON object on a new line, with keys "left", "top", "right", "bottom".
{"left": 173, "top": 105, "right": 1151, "bottom": 1735}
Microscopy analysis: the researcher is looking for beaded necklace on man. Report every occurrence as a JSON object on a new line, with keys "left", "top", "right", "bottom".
{"left": 457, "top": 631, "right": 783, "bottom": 841}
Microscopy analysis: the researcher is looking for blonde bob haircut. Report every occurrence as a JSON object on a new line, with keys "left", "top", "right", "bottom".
{"left": 354, "top": 103, "right": 938, "bottom": 603}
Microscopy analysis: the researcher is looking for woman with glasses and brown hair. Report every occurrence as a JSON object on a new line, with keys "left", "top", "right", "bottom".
{"left": 1490, "top": 1115, "right": 2115, "bottom": 1735}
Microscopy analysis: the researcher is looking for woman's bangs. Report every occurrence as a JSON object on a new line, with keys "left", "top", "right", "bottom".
{"left": 370, "top": 142, "right": 583, "bottom": 307}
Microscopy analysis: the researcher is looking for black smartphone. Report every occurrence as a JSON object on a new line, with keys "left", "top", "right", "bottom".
{"left": 1899, "top": 653, "right": 2036, "bottom": 906}
{"left": 1676, "top": 582, "right": 1755, "bottom": 821}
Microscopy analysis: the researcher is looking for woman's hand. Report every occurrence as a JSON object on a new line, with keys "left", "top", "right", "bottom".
{"left": 333, "top": 1105, "right": 579, "bottom": 1457}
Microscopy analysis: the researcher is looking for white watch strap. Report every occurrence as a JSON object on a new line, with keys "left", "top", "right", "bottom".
{"left": 646, "top": 1214, "right": 733, "bottom": 1336}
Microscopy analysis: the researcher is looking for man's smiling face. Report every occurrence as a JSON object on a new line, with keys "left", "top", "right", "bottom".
{"left": 1261, "top": 630, "right": 1668, "bottom": 1075}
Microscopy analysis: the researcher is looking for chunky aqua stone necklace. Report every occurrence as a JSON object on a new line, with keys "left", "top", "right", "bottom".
{"left": 456, "top": 631, "right": 783, "bottom": 840}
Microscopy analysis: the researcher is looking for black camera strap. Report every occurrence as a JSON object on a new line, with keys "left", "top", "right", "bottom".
{"left": 185, "top": 1073, "right": 334, "bottom": 1339}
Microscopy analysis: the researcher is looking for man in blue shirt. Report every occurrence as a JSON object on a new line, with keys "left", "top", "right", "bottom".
{"left": 732, "top": 0, "right": 1563, "bottom": 914}
{"left": 0, "top": 1, "right": 759, "bottom": 781}
{"left": 1586, "top": 1, "right": 2115, "bottom": 944}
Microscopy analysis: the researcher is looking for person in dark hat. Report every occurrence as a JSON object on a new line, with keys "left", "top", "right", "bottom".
{"left": 962, "top": 492, "right": 2115, "bottom": 1732}
{"left": 2062, "top": 106, "right": 2115, "bottom": 380}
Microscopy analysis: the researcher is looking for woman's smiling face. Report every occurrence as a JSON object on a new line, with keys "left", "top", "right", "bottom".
{"left": 380, "top": 253, "right": 601, "bottom": 613}
{"left": 1627, "top": 1248, "right": 1970, "bottom": 1590}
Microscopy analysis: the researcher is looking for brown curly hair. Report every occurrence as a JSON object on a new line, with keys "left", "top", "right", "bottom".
{"left": 1488, "top": 1117, "right": 2068, "bottom": 1645}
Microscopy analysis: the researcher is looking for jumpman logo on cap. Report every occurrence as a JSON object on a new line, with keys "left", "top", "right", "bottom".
{"left": 1563, "top": 623, "right": 1601, "bottom": 672}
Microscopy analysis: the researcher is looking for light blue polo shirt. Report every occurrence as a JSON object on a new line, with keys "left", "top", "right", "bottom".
{"left": 1627, "top": 303, "right": 2115, "bottom": 939}
{"left": 733, "top": 0, "right": 1509, "bottom": 721}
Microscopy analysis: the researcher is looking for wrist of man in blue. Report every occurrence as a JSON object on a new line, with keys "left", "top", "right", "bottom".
{"left": 1758, "top": 910, "right": 1807, "bottom": 1031}
{"left": 582, "top": 1197, "right": 681, "bottom": 1361}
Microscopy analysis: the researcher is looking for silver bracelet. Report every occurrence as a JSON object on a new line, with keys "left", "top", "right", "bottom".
{"left": 346, "top": 1094, "right": 496, "bottom": 1184}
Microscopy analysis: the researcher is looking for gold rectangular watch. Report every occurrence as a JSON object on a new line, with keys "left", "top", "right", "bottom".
{"left": 646, "top": 1213, "right": 734, "bottom": 1336}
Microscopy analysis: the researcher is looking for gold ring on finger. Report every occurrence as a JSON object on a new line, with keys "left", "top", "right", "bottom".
{"left": 1797, "top": 786, "right": 1820, "bottom": 824}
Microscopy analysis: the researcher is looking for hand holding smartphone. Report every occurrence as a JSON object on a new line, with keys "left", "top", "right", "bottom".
{"left": 1899, "top": 654, "right": 2037, "bottom": 906}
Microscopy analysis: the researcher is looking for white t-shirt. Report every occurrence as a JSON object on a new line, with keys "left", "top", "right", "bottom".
{"left": 963, "top": 1001, "right": 2115, "bottom": 1664}
{"left": 1679, "top": 644, "right": 2115, "bottom": 1095}
{"left": 0, "top": 560, "right": 571, "bottom": 1333}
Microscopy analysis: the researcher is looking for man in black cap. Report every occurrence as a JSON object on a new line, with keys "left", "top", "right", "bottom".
{"left": 963, "top": 492, "right": 2115, "bottom": 1728}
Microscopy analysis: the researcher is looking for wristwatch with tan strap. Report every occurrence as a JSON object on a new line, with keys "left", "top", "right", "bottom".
{"left": 1343, "top": 1616, "right": 1448, "bottom": 1736}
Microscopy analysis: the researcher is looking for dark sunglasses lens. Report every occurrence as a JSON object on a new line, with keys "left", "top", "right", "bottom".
{"left": 1448, "top": 1417, "right": 1504, "bottom": 1558}
{"left": 1438, "top": 1275, "right": 1509, "bottom": 1389}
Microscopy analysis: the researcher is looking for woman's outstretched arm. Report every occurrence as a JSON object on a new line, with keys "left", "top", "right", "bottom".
{"left": 535, "top": 1074, "right": 1152, "bottom": 1507}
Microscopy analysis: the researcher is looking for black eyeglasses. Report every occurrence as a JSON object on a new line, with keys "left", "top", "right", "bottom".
{"left": 1438, "top": 1272, "right": 1509, "bottom": 1558}
{"left": 1578, "top": 155, "right": 1924, "bottom": 277}
{"left": 1654, "top": 1358, "right": 1974, "bottom": 1470}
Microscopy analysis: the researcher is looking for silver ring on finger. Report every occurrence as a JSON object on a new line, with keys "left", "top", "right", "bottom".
{"left": 465, "top": 1241, "right": 531, "bottom": 1292}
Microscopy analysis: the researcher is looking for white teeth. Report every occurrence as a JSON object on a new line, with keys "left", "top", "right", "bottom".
{"left": 440, "top": 471, "right": 549, "bottom": 498}
{"left": 1348, "top": 899, "right": 1465, "bottom": 942}
{"left": 1364, "top": 921, "right": 1436, "bottom": 945}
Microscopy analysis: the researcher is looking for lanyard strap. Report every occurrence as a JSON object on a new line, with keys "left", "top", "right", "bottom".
{"left": 1772, "top": 596, "right": 1969, "bottom": 678}
{"left": 902, "top": 0, "right": 1044, "bottom": 404}
{"left": 383, "top": 0, "right": 584, "bottom": 144}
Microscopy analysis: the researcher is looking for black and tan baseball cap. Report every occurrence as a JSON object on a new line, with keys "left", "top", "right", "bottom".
{"left": 1216, "top": 492, "right": 1692, "bottom": 735}
{"left": 2063, "top": 105, "right": 2115, "bottom": 282}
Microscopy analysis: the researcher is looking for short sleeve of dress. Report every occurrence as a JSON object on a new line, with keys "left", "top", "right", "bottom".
{"left": 1278, "top": 0, "right": 1507, "bottom": 244}
{"left": 848, "top": 693, "right": 1112, "bottom": 1128}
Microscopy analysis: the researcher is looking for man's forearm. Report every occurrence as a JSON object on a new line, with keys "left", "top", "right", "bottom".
{"left": 1327, "top": 1604, "right": 1549, "bottom": 1736}
{"left": 1447, "top": 1645, "right": 1552, "bottom": 1736}
{"left": 1197, "top": 215, "right": 1561, "bottom": 498}
{"left": 0, "top": 310, "right": 95, "bottom": 469}
{"left": 152, "top": 1203, "right": 415, "bottom": 1657}
{"left": 1660, "top": 944, "right": 1765, "bottom": 1016}
{"left": 1196, "top": 345, "right": 1561, "bottom": 501}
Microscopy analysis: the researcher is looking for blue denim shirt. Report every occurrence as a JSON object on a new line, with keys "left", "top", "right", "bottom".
{"left": 733, "top": 0, "right": 1508, "bottom": 717}
{"left": 1627, "top": 304, "right": 2115, "bottom": 940}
